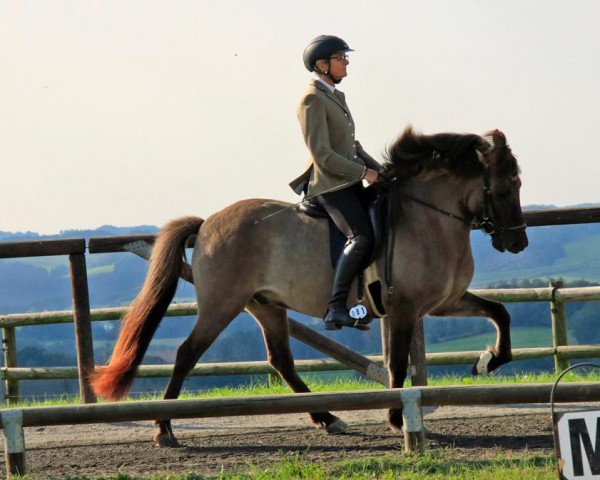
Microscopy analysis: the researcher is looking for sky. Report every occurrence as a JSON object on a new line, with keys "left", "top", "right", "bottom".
{"left": 2, "top": 1, "right": 600, "bottom": 234}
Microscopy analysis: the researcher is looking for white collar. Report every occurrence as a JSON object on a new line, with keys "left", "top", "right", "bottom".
{"left": 312, "top": 73, "right": 336, "bottom": 93}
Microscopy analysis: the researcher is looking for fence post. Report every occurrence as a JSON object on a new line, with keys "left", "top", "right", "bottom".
{"left": 550, "top": 280, "right": 569, "bottom": 373}
{"left": 2, "top": 409, "right": 26, "bottom": 476}
{"left": 400, "top": 389, "right": 425, "bottom": 452}
{"left": 1, "top": 327, "right": 19, "bottom": 405}
{"left": 69, "top": 253, "right": 97, "bottom": 404}
{"left": 409, "top": 318, "right": 428, "bottom": 386}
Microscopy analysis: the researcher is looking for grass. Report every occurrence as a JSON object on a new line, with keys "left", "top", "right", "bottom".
{"left": 13, "top": 450, "right": 557, "bottom": 479}
{"left": 426, "top": 327, "right": 552, "bottom": 353}
{"left": 224, "top": 450, "right": 556, "bottom": 480}
{"left": 6, "top": 371, "right": 600, "bottom": 408}
{"left": 87, "top": 265, "right": 115, "bottom": 276}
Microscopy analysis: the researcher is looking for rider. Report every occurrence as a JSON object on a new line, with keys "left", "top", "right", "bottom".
{"left": 289, "top": 35, "right": 382, "bottom": 331}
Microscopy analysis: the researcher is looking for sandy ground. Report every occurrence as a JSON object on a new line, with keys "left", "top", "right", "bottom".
{"left": 2, "top": 402, "right": 589, "bottom": 478}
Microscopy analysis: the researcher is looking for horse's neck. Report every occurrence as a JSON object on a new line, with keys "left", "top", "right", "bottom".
{"left": 396, "top": 173, "right": 481, "bottom": 238}
{"left": 389, "top": 173, "right": 483, "bottom": 296}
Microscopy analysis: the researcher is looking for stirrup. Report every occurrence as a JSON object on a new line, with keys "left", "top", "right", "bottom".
{"left": 323, "top": 308, "right": 371, "bottom": 331}
{"left": 324, "top": 319, "right": 370, "bottom": 331}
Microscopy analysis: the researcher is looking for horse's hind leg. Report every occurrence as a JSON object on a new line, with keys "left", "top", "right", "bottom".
{"left": 431, "top": 291, "right": 512, "bottom": 375}
{"left": 153, "top": 305, "right": 240, "bottom": 447}
{"left": 247, "top": 303, "right": 348, "bottom": 435}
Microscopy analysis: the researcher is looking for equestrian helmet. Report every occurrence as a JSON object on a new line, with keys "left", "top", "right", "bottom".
{"left": 302, "top": 35, "right": 353, "bottom": 72}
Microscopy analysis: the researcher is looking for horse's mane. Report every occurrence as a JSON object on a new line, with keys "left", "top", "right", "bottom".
{"left": 382, "top": 126, "right": 519, "bottom": 181}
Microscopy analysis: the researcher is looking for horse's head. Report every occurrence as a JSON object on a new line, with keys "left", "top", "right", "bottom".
{"left": 475, "top": 129, "right": 528, "bottom": 254}
{"left": 382, "top": 126, "right": 529, "bottom": 254}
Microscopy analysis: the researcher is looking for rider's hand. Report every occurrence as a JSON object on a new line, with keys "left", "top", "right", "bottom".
{"left": 363, "top": 169, "right": 379, "bottom": 185}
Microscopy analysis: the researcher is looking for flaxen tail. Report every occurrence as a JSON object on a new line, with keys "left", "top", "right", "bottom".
{"left": 91, "top": 216, "right": 204, "bottom": 400}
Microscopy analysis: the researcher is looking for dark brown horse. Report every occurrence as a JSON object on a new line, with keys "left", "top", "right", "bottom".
{"left": 92, "top": 127, "right": 528, "bottom": 446}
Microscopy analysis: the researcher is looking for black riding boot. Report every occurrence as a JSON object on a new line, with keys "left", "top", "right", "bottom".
{"left": 323, "top": 234, "right": 372, "bottom": 331}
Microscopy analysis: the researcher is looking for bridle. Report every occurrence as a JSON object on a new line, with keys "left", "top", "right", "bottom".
{"left": 472, "top": 171, "right": 527, "bottom": 237}
{"left": 397, "top": 169, "right": 527, "bottom": 237}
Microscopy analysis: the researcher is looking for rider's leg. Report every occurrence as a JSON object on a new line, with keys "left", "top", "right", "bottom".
{"left": 324, "top": 234, "right": 372, "bottom": 329}
{"left": 316, "top": 185, "right": 373, "bottom": 330}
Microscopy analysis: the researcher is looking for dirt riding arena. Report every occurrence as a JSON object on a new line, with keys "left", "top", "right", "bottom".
{"left": 2, "top": 402, "right": 582, "bottom": 478}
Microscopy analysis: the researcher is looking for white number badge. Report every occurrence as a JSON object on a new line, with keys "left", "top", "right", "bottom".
{"left": 349, "top": 304, "right": 368, "bottom": 319}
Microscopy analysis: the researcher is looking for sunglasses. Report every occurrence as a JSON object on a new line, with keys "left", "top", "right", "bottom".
{"left": 329, "top": 53, "right": 349, "bottom": 62}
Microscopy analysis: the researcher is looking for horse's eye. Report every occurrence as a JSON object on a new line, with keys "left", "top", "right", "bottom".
{"left": 495, "top": 189, "right": 511, "bottom": 198}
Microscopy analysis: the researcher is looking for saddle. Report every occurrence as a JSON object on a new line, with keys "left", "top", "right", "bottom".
{"left": 298, "top": 193, "right": 387, "bottom": 268}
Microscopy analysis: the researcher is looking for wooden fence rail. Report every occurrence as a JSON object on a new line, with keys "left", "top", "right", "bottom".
{"left": 0, "top": 239, "right": 85, "bottom": 258}
{"left": 5, "top": 345, "right": 600, "bottom": 382}
{"left": 82, "top": 206, "right": 600, "bottom": 253}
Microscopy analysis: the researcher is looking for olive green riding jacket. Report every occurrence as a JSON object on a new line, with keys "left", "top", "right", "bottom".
{"left": 289, "top": 79, "right": 381, "bottom": 197}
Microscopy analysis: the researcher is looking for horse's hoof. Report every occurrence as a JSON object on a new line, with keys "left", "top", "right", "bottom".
{"left": 153, "top": 432, "right": 179, "bottom": 448}
{"left": 325, "top": 417, "right": 348, "bottom": 435}
{"left": 471, "top": 350, "right": 493, "bottom": 375}
{"left": 387, "top": 408, "right": 403, "bottom": 433}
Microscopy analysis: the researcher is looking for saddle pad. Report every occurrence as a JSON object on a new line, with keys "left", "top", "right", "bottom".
{"left": 363, "top": 262, "right": 387, "bottom": 318}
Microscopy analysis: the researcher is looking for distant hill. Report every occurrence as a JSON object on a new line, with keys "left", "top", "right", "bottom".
{"left": 0, "top": 224, "right": 159, "bottom": 242}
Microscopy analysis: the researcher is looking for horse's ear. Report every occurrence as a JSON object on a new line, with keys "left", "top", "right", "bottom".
{"left": 491, "top": 129, "right": 506, "bottom": 147}
{"left": 476, "top": 135, "right": 494, "bottom": 164}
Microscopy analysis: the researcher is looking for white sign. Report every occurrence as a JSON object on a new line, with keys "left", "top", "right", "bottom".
{"left": 557, "top": 410, "right": 600, "bottom": 479}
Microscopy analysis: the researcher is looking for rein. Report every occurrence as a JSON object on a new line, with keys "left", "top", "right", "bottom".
{"left": 398, "top": 193, "right": 472, "bottom": 227}
{"left": 255, "top": 179, "right": 362, "bottom": 223}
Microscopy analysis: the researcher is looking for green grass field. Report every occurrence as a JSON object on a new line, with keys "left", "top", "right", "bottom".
{"left": 8, "top": 371, "right": 600, "bottom": 408}
{"left": 473, "top": 232, "right": 600, "bottom": 285}
{"left": 18, "top": 451, "right": 553, "bottom": 479}
{"left": 426, "top": 327, "right": 553, "bottom": 353}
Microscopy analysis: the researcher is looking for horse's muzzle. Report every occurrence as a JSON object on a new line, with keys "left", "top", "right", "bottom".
{"left": 492, "top": 231, "right": 528, "bottom": 254}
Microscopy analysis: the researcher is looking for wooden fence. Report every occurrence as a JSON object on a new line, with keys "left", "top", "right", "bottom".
{"left": 2, "top": 286, "right": 600, "bottom": 395}
{"left": 0, "top": 206, "right": 599, "bottom": 406}
{"left": 4, "top": 382, "right": 600, "bottom": 476}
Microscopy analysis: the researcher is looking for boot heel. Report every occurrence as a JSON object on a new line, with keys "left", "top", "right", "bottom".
{"left": 324, "top": 320, "right": 342, "bottom": 331}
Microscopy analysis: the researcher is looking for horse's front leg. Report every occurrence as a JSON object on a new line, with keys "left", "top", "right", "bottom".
{"left": 431, "top": 291, "right": 512, "bottom": 374}
{"left": 386, "top": 308, "right": 418, "bottom": 432}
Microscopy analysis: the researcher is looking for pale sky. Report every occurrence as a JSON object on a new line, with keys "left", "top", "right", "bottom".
{"left": 2, "top": 1, "right": 599, "bottom": 234}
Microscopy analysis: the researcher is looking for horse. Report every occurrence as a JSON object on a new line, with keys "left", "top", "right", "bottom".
{"left": 91, "top": 127, "right": 528, "bottom": 446}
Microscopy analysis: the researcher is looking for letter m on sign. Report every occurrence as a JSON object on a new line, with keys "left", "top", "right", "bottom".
{"left": 557, "top": 411, "right": 600, "bottom": 479}
{"left": 570, "top": 418, "right": 600, "bottom": 476}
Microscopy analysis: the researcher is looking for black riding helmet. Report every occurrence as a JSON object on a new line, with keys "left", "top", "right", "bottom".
{"left": 303, "top": 35, "right": 354, "bottom": 74}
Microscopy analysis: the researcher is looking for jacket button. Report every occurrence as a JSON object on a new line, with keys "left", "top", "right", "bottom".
{"left": 354, "top": 155, "right": 358, "bottom": 159}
